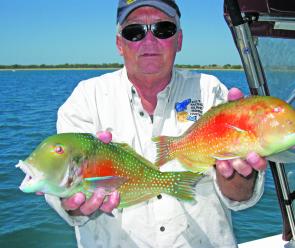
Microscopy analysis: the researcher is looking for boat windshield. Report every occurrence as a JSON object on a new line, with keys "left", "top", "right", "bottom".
{"left": 224, "top": 0, "right": 295, "bottom": 242}
{"left": 257, "top": 37, "right": 295, "bottom": 107}
{"left": 257, "top": 35, "right": 295, "bottom": 222}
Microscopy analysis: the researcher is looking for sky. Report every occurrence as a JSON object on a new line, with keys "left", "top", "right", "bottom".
{"left": 0, "top": 0, "right": 242, "bottom": 66}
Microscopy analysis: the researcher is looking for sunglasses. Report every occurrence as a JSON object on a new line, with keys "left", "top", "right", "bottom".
{"left": 120, "top": 21, "right": 177, "bottom": 42}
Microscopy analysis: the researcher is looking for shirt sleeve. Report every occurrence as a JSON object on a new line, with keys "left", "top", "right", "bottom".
{"left": 57, "top": 81, "right": 99, "bottom": 134}
{"left": 45, "top": 194, "right": 90, "bottom": 226}
{"left": 45, "top": 81, "right": 100, "bottom": 226}
{"left": 212, "top": 79, "right": 229, "bottom": 107}
{"left": 211, "top": 169, "right": 265, "bottom": 211}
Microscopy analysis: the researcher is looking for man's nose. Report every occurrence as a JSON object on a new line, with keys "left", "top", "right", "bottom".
{"left": 142, "top": 30, "right": 157, "bottom": 43}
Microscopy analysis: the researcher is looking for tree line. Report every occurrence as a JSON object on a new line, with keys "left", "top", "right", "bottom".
{"left": 0, "top": 63, "right": 124, "bottom": 69}
{"left": 0, "top": 63, "right": 243, "bottom": 70}
{"left": 175, "top": 64, "right": 243, "bottom": 69}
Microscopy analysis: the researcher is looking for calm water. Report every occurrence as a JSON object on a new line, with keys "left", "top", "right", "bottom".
{"left": 0, "top": 69, "right": 292, "bottom": 247}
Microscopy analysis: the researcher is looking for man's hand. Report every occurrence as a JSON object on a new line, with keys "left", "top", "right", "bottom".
{"left": 61, "top": 131, "right": 120, "bottom": 216}
{"left": 216, "top": 151, "right": 267, "bottom": 179}
{"left": 62, "top": 189, "right": 120, "bottom": 216}
{"left": 96, "top": 130, "right": 112, "bottom": 144}
{"left": 215, "top": 88, "right": 267, "bottom": 201}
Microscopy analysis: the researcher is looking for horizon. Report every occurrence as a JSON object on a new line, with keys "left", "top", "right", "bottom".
{"left": 0, "top": 62, "right": 242, "bottom": 69}
{"left": 0, "top": 1, "right": 242, "bottom": 65}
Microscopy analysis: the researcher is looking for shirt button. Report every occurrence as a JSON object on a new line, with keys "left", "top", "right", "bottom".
{"left": 160, "top": 226, "right": 165, "bottom": 232}
{"left": 157, "top": 194, "right": 162, "bottom": 199}
{"left": 139, "top": 111, "right": 144, "bottom": 116}
{"left": 131, "top": 88, "right": 136, "bottom": 94}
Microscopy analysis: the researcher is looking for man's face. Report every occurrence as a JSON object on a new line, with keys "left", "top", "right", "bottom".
{"left": 117, "top": 6, "right": 182, "bottom": 81}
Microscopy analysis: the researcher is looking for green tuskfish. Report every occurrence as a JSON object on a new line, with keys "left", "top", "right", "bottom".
{"left": 16, "top": 133, "right": 202, "bottom": 208}
{"left": 153, "top": 96, "right": 295, "bottom": 172}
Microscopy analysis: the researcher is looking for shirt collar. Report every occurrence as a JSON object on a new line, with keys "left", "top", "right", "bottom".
{"left": 121, "top": 66, "right": 176, "bottom": 102}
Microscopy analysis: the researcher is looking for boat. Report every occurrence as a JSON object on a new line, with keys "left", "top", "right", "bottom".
{"left": 223, "top": 0, "right": 295, "bottom": 247}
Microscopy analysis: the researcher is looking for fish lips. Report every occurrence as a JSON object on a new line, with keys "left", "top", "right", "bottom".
{"left": 16, "top": 160, "right": 44, "bottom": 193}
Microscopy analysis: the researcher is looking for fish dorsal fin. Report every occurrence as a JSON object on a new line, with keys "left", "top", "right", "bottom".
{"left": 116, "top": 142, "right": 136, "bottom": 152}
{"left": 116, "top": 143, "right": 160, "bottom": 170}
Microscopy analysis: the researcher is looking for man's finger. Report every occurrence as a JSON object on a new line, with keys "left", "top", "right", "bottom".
{"left": 80, "top": 189, "right": 106, "bottom": 216}
{"left": 228, "top": 88, "right": 244, "bottom": 101}
{"left": 62, "top": 192, "right": 86, "bottom": 211}
{"left": 216, "top": 160, "right": 234, "bottom": 178}
{"left": 246, "top": 152, "right": 267, "bottom": 171}
{"left": 99, "top": 191, "right": 120, "bottom": 213}
{"left": 229, "top": 158, "right": 253, "bottom": 177}
{"left": 96, "top": 131, "right": 112, "bottom": 144}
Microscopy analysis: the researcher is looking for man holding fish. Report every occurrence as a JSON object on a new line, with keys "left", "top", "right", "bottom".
{"left": 44, "top": 1, "right": 268, "bottom": 247}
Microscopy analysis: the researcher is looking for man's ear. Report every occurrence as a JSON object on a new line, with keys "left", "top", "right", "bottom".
{"left": 177, "top": 30, "right": 183, "bottom": 52}
{"left": 116, "top": 35, "right": 123, "bottom": 56}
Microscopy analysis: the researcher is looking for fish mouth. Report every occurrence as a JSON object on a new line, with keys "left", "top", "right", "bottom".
{"left": 16, "top": 160, "right": 43, "bottom": 192}
{"left": 285, "top": 133, "right": 295, "bottom": 141}
{"left": 282, "top": 133, "right": 295, "bottom": 150}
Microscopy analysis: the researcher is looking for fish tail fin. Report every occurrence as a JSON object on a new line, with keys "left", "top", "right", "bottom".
{"left": 164, "top": 171, "right": 203, "bottom": 202}
{"left": 152, "top": 136, "right": 177, "bottom": 167}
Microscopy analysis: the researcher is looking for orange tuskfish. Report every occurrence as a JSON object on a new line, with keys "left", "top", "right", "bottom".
{"left": 153, "top": 96, "right": 295, "bottom": 172}
{"left": 16, "top": 133, "right": 202, "bottom": 208}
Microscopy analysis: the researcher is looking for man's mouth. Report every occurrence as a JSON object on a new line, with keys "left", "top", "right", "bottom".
{"left": 140, "top": 53, "right": 160, "bottom": 57}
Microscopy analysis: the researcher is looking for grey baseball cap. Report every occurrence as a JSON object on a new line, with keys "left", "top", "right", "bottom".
{"left": 117, "top": 0, "right": 181, "bottom": 24}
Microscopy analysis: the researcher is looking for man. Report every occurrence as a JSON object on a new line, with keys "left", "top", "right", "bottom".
{"left": 45, "top": 1, "right": 267, "bottom": 247}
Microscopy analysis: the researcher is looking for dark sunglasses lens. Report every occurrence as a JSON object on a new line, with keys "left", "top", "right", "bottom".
{"left": 152, "top": 21, "right": 177, "bottom": 39}
{"left": 121, "top": 24, "right": 146, "bottom": 41}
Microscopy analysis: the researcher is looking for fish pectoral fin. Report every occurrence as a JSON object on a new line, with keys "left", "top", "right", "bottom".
{"left": 267, "top": 150, "right": 295, "bottom": 163}
{"left": 211, "top": 153, "right": 241, "bottom": 161}
{"left": 225, "top": 124, "right": 247, "bottom": 133}
{"left": 83, "top": 176, "right": 128, "bottom": 192}
{"left": 178, "top": 154, "right": 210, "bottom": 173}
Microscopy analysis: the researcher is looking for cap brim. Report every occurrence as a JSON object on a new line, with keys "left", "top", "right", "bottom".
{"left": 118, "top": 1, "right": 178, "bottom": 24}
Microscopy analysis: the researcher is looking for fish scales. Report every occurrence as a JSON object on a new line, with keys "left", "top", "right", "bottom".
{"left": 153, "top": 96, "right": 295, "bottom": 172}
{"left": 16, "top": 133, "right": 202, "bottom": 208}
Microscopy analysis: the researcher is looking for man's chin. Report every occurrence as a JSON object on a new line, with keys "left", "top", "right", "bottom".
{"left": 138, "top": 62, "right": 163, "bottom": 74}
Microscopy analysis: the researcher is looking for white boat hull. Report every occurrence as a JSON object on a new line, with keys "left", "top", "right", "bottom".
{"left": 238, "top": 234, "right": 295, "bottom": 248}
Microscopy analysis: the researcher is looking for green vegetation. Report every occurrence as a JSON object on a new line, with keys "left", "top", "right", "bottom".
{"left": 0, "top": 63, "right": 124, "bottom": 69}
{"left": 0, "top": 63, "right": 243, "bottom": 70}
{"left": 175, "top": 64, "right": 243, "bottom": 70}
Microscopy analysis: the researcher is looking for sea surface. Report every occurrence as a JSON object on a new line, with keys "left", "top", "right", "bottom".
{"left": 0, "top": 69, "right": 294, "bottom": 247}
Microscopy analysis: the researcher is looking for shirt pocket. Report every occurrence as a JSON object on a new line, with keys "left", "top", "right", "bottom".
{"left": 172, "top": 203, "right": 216, "bottom": 248}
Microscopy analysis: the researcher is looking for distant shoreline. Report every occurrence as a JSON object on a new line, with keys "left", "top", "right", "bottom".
{"left": 0, "top": 68, "right": 119, "bottom": 71}
{"left": 0, "top": 67, "right": 244, "bottom": 71}
{"left": 1, "top": 64, "right": 294, "bottom": 72}
{"left": 0, "top": 63, "right": 244, "bottom": 71}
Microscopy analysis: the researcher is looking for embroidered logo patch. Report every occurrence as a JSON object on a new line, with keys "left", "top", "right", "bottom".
{"left": 126, "top": 0, "right": 136, "bottom": 4}
{"left": 175, "top": 98, "right": 203, "bottom": 122}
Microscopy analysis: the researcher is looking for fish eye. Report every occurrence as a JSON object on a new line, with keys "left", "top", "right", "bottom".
{"left": 54, "top": 145, "right": 64, "bottom": 154}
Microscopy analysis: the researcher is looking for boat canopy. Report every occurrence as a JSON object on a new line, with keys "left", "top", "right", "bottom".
{"left": 225, "top": 0, "right": 295, "bottom": 38}
{"left": 223, "top": 0, "right": 295, "bottom": 244}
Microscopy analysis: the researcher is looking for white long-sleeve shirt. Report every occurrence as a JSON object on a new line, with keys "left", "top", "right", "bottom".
{"left": 45, "top": 67, "right": 265, "bottom": 248}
